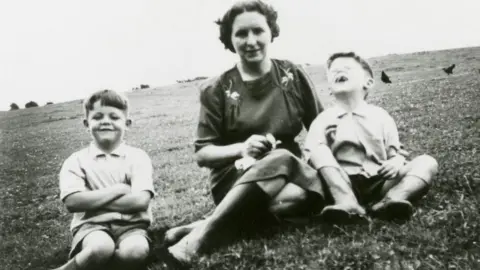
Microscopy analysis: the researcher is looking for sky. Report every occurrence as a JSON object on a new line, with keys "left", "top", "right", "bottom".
{"left": 0, "top": 0, "right": 479, "bottom": 111}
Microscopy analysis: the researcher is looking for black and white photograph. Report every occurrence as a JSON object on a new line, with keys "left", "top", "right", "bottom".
{"left": 0, "top": 0, "right": 479, "bottom": 269}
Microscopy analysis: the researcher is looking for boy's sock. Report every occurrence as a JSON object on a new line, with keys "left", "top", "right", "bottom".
{"left": 384, "top": 175, "right": 429, "bottom": 202}
{"left": 52, "top": 257, "right": 79, "bottom": 270}
{"left": 370, "top": 175, "right": 427, "bottom": 220}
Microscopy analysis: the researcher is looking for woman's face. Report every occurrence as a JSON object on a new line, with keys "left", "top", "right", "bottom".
{"left": 231, "top": 11, "right": 272, "bottom": 65}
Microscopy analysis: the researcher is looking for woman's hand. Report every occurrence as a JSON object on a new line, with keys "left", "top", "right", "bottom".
{"left": 241, "top": 134, "right": 282, "bottom": 159}
{"left": 241, "top": 134, "right": 272, "bottom": 158}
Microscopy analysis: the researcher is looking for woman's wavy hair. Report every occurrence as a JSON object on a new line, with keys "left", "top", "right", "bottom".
{"left": 216, "top": 0, "right": 280, "bottom": 53}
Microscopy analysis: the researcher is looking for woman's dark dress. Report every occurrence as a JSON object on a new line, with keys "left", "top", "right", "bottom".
{"left": 195, "top": 59, "right": 325, "bottom": 205}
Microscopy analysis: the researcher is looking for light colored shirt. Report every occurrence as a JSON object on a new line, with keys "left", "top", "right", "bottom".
{"left": 59, "top": 142, "right": 155, "bottom": 231}
{"left": 304, "top": 102, "right": 401, "bottom": 177}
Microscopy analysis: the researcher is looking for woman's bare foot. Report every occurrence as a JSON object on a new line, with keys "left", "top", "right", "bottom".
{"left": 165, "top": 226, "right": 193, "bottom": 246}
{"left": 164, "top": 219, "right": 207, "bottom": 246}
{"left": 167, "top": 228, "right": 204, "bottom": 264}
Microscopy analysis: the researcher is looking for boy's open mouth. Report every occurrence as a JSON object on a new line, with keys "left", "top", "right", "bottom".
{"left": 335, "top": 75, "right": 349, "bottom": 83}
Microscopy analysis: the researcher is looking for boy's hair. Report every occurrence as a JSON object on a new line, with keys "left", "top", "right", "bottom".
{"left": 83, "top": 89, "right": 129, "bottom": 117}
{"left": 326, "top": 52, "right": 373, "bottom": 78}
{"left": 216, "top": 0, "right": 280, "bottom": 53}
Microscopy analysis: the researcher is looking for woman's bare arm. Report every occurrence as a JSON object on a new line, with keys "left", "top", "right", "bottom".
{"left": 195, "top": 143, "right": 244, "bottom": 168}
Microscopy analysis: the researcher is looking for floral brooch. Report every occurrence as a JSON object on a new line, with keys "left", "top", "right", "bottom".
{"left": 280, "top": 67, "right": 294, "bottom": 86}
{"left": 223, "top": 79, "right": 240, "bottom": 101}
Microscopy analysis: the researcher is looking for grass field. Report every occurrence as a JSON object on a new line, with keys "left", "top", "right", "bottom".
{"left": 1, "top": 46, "right": 479, "bottom": 270}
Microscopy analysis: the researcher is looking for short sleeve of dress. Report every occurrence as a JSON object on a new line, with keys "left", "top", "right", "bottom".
{"left": 194, "top": 77, "right": 225, "bottom": 152}
{"left": 295, "top": 65, "right": 324, "bottom": 130}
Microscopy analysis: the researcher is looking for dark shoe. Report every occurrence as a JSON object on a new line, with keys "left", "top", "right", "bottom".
{"left": 319, "top": 205, "right": 368, "bottom": 224}
{"left": 370, "top": 199, "right": 413, "bottom": 220}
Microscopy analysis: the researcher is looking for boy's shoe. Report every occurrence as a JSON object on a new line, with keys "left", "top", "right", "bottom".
{"left": 319, "top": 204, "right": 368, "bottom": 224}
{"left": 370, "top": 198, "right": 413, "bottom": 220}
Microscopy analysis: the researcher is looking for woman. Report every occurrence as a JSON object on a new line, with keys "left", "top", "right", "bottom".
{"left": 167, "top": 0, "right": 325, "bottom": 262}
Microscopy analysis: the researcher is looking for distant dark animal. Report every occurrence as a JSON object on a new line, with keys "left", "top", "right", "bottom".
{"left": 443, "top": 64, "right": 455, "bottom": 75}
{"left": 477, "top": 68, "right": 480, "bottom": 74}
{"left": 381, "top": 71, "right": 392, "bottom": 84}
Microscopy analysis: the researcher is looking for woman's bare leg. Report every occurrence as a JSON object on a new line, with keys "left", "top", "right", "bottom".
{"left": 168, "top": 181, "right": 277, "bottom": 263}
{"left": 164, "top": 178, "right": 289, "bottom": 246}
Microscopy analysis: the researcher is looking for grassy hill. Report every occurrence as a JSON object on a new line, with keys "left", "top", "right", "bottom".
{"left": 1, "top": 46, "right": 479, "bottom": 269}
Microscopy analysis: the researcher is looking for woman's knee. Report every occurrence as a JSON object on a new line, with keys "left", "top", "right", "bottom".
{"left": 276, "top": 183, "right": 308, "bottom": 201}
{"left": 269, "top": 149, "right": 295, "bottom": 163}
{"left": 262, "top": 149, "right": 297, "bottom": 171}
{"left": 116, "top": 235, "right": 150, "bottom": 263}
{"left": 82, "top": 231, "right": 115, "bottom": 263}
{"left": 269, "top": 185, "right": 311, "bottom": 216}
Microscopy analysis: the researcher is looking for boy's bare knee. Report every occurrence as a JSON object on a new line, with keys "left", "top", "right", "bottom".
{"left": 116, "top": 235, "right": 150, "bottom": 262}
{"left": 82, "top": 231, "right": 115, "bottom": 264}
{"left": 416, "top": 154, "right": 439, "bottom": 176}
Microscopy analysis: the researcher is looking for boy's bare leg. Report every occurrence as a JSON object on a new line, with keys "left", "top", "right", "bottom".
{"left": 53, "top": 231, "right": 115, "bottom": 270}
{"left": 371, "top": 155, "right": 438, "bottom": 219}
{"left": 113, "top": 234, "right": 150, "bottom": 270}
{"left": 319, "top": 167, "right": 366, "bottom": 222}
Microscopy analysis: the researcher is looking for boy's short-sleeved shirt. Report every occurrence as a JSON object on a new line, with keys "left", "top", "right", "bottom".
{"left": 59, "top": 142, "right": 155, "bottom": 232}
{"left": 304, "top": 102, "right": 401, "bottom": 177}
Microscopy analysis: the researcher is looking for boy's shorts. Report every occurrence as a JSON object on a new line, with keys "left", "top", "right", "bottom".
{"left": 348, "top": 174, "right": 389, "bottom": 206}
{"left": 69, "top": 221, "right": 150, "bottom": 258}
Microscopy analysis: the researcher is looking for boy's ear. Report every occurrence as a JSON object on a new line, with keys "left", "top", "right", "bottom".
{"left": 83, "top": 119, "right": 89, "bottom": 128}
{"left": 364, "top": 77, "right": 375, "bottom": 89}
{"left": 126, "top": 119, "right": 132, "bottom": 127}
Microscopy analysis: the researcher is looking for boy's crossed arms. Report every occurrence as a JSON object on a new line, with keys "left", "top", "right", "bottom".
{"left": 63, "top": 183, "right": 151, "bottom": 215}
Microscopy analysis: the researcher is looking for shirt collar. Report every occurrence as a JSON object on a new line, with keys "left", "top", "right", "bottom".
{"left": 88, "top": 142, "right": 127, "bottom": 158}
{"left": 333, "top": 101, "right": 371, "bottom": 118}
